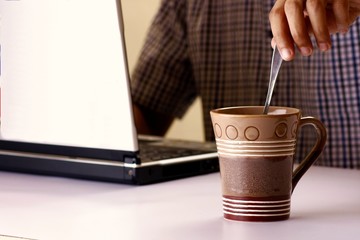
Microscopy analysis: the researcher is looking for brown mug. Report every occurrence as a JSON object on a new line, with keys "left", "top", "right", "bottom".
{"left": 210, "top": 106, "right": 327, "bottom": 221}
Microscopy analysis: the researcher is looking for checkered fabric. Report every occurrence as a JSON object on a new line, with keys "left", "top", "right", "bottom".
{"left": 131, "top": 0, "right": 360, "bottom": 169}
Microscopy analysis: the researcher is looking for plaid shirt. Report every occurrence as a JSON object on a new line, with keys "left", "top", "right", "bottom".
{"left": 131, "top": 0, "right": 360, "bottom": 169}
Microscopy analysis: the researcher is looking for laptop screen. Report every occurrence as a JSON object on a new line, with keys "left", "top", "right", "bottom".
{"left": 0, "top": 0, "right": 138, "bottom": 156}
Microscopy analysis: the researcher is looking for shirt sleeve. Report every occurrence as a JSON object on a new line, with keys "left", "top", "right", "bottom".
{"left": 130, "top": 0, "right": 197, "bottom": 119}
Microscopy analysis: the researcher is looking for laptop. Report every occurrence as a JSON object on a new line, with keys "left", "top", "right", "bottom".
{"left": 0, "top": 0, "right": 219, "bottom": 184}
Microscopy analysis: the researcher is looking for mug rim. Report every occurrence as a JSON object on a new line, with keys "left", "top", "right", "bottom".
{"left": 210, "top": 106, "right": 300, "bottom": 117}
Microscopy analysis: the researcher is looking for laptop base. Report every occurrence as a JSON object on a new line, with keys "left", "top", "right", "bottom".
{"left": 0, "top": 150, "right": 219, "bottom": 185}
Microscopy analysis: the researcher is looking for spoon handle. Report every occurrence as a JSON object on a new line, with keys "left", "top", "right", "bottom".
{"left": 263, "top": 46, "right": 283, "bottom": 114}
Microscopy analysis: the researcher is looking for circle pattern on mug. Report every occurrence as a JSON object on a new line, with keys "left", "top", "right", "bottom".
{"left": 244, "top": 126, "right": 260, "bottom": 141}
{"left": 275, "top": 123, "right": 288, "bottom": 138}
{"left": 226, "top": 125, "right": 238, "bottom": 140}
{"left": 214, "top": 123, "right": 222, "bottom": 138}
{"left": 291, "top": 121, "right": 298, "bottom": 138}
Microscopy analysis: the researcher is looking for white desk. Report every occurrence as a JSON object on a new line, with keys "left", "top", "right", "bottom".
{"left": 0, "top": 166, "right": 359, "bottom": 240}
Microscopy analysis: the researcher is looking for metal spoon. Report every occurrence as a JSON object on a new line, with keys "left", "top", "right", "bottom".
{"left": 263, "top": 46, "right": 283, "bottom": 114}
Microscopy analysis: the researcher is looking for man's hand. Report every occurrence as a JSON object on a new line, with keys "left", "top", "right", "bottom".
{"left": 269, "top": 0, "right": 360, "bottom": 61}
{"left": 133, "top": 104, "right": 174, "bottom": 136}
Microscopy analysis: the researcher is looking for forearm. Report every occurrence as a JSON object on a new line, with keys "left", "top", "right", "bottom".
{"left": 133, "top": 104, "right": 174, "bottom": 136}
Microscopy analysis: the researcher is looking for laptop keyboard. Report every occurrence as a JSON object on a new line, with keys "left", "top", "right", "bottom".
{"left": 138, "top": 142, "right": 213, "bottom": 163}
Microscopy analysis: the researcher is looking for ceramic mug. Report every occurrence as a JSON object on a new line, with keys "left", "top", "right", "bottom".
{"left": 210, "top": 106, "right": 327, "bottom": 221}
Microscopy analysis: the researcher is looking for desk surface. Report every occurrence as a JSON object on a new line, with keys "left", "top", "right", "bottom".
{"left": 0, "top": 166, "right": 359, "bottom": 240}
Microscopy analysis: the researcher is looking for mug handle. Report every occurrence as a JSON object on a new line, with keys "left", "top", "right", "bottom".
{"left": 292, "top": 117, "right": 327, "bottom": 192}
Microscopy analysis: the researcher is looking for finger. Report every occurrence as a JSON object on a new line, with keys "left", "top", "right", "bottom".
{"left": 284, "top": 0, "right": 314, "bottom": 56}
{"left": 348, "top": 5, "right": 360, "bottom": 26}
{"left": 331, "top": 0, "right": 350, "bottom": 33}
{"left": 271, "top": 38, "right": 276, "bottom": 49}
{"left": 306, "top": 0, "right": 331, "bottom": 51}
{"left": 324, "top": 10, "right": 340, "bottom": 33}
{"left": 269, "top": 0, "right": 296, "bottom": 61}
